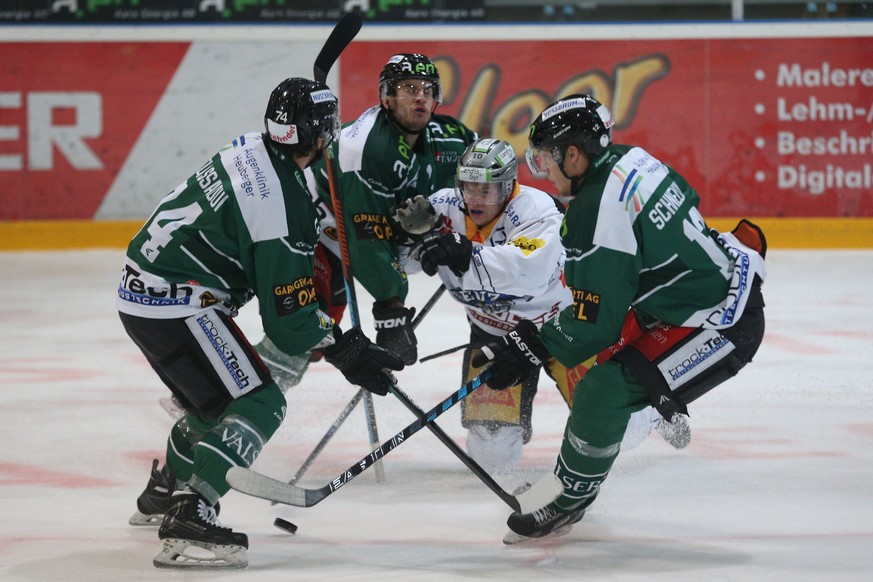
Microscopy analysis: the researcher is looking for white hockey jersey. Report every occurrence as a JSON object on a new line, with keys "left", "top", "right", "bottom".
{"left": 407, "top": 185, "right": 571, "bottom": 337}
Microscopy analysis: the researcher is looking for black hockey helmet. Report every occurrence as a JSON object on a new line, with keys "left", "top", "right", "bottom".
{"left": 264, "top": 78, "right": 340, "bottom": 157}
{"left": 526, "top": 94, "right": 614, "bottom": 177}
{"left": 378, "top": 53, "right": 442, "bottom": 103}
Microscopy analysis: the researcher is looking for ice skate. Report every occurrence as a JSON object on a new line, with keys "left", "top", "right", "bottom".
{"left": 503, "top": 502, "right": 585, "bottom": 545}
{"left": 656, "top": 412, "right": 691, "bottom": 449}
{"left": 129, "top": 459, "right": 173, "bottom": 526}
{"left": 130, "top": 460, "right": 219, "bottom": 526}
{"left": 153, "top": 489, "right": 248, "bottom": 569}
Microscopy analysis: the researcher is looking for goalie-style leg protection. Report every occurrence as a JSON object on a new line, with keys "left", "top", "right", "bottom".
{"left": 466, "top": 424, "right": 524, "bottom": 474}
{"left": 460, "top": 329, "right": 539, "bottom": 473}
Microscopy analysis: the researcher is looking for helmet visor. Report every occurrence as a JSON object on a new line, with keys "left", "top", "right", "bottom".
{"left": 525, "top": 146, "right": 562, "bottom": 179}
{"left": 392, "top": 79, "right": 442, "bottom": 103}
{"left": 457, "top": 179, "right": 512, "bottom": 206}
{"left": 317, "top": 112, "right": 341, "bottom": 149}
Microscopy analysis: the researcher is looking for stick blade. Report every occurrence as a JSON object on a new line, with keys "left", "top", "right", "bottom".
{"left": 226, "top": 466, "right": 314, "bottom": 507}
{"left": 313, "top": 12, "right": 363, "bottom": 83}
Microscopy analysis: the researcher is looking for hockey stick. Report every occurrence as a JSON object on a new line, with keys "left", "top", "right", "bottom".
{"left": 306, "top": 11, "right": 386, "bottom": 483}
{"left": 386, "top": 380, "right": 521, "bottom": 512}
{"left": 283, "top": 389, "right": 365, "bottom": 488}
{"left": 322, "top": 121, "right": 386, "bottom": 484}
{"left": 279, "top": 284, "right": 446, "bottom": 491}
{"left": 312, "top": 12, "right": 362, "bottom": 85}
{"left": 227, "top": 369, "right": 497, "bottom": 507}
{"left": 420, "top": 342, "right": 469, "bottom": 363}
{"left": 411, "top": 283, "right": 446, "bottom": 330}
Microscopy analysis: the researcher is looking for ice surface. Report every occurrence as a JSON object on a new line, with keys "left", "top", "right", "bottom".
{"left": 1, "top": 249, "right": 871, "bottom": 581}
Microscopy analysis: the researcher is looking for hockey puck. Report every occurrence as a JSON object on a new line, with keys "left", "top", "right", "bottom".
{"left": 273, "top": 517, "right": 298, "bottom": 535}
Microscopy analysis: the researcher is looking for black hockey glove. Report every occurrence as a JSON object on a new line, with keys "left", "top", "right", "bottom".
{"left": 372, "top": 302, "right": 418, "bottom": 365}
{"left": 323, "top": 327, "right": 405, "bottom": 396}
{"left": 471, "top": 320, "right": 550, "bottom": 391}
{"left": 412, "top": 232, "right": 473, "bottom": 277}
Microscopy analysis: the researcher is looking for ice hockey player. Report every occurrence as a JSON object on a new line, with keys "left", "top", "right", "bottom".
{"left": 471, "top": 95, "right": 767, "bottom": 543}
{"left": 393, "top": 138, "right": 690, "bottom": 474}
{"left": 118, "top": 78, "right": 404, "bottom": 569}
{"left": 305, "top": 53, "right": 477, "bottom": 365}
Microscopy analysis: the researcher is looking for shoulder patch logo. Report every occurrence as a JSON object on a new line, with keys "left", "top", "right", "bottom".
{"left": 508, "top": 236, "right": 546, "bottom": 256}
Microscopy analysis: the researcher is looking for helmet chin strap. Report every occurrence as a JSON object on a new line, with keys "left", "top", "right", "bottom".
{"left": 306, "top": 147, "right": 324, "bottom": 168}
{"left": 557, "top": 144, "right": 584, "bottom": 196}
{"left": 265, "top": 138, "right": 318, "bottom": 167}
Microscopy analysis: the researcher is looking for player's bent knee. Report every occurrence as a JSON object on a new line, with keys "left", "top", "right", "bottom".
{"left": 221, "top": 382, "right": 287, "bottom": 443}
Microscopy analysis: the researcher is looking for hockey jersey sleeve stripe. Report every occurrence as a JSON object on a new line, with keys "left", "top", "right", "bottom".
{"left": 181, "top": 246, "right": 231, "bottom": 288}
{"left": 198, "top": 232, "right": 244, "bottom": 271}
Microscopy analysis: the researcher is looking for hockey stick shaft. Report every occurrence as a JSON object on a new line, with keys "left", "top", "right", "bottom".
{"left": 411, "top": 284, "right": 446, "bottom": 330}
{"left": 307, "top": 11, "right": 384, "bottom": 482}
{"left": 324, "top": 127, "right": 385, "bottom": 483}
{"left": 420, "top": 342, "right": 469, "bottom": 363}
{"left": 387, "top": 381, "right": 521, "bottom": 512}
{"left": 278, "top": 284, "right": 447, "bottom": 491}
{"left": 285, "top": 389, "right": 364, "bottom": 487}
{"left": 226, "top": 368, "right": 496, "bottom": 507}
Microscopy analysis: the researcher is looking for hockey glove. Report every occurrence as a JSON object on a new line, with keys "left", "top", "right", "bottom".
{"left": 393, "top": 195, "right": 442, "bottom": 236}
{"left": 412, "top": 232, "right": 473, "bottom": 277}
{"left": 471, "top": 320, "right": 550, "bottom": 391}
{"left": 372, "top": 302, "right": 418, "bottom": 365}
{"left": 323, "top": 327, "right": 404, "bottom": 396}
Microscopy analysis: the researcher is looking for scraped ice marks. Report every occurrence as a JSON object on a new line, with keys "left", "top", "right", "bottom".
{"left": 689, "top": 426, "right": 849, "bottom": 460}
{"left": 0, "top": 461, "right": 120, "bottom": 487}
{"left": 2, "top": 357, "right": 100, "bottom": 383}
{"left": 760, "top": 332, "right": 839, "bottom": 355}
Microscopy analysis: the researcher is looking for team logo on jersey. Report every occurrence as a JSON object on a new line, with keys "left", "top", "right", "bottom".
{"left": 352, "top": 213, "right": 394, "bottom": 241}
{"left": 273, "top": 277, "right": 317, "bottom": 316}
{"left": 571, "top": 288, "right": 601, "bottom": 323}
{"left": 323, "top": 226, "right": 339, "bottom": 241}
{"left": 508, "top": 235, "right": 545, "bottom": 256}
{"left": 199, "top": 291, "right": 221, "bottom": 308}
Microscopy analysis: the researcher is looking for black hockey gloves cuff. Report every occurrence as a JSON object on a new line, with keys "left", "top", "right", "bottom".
{"left": 323, "top": 327, "right": 404, "bottom": 396}
{"left": 412, "top": 232, "right": 473, "bottom": 277}
{"left": 471, "top": 320, "right": 550, "bottom": 390}
{"left": 372, "top": 302, "right": 418, "bottom": 365}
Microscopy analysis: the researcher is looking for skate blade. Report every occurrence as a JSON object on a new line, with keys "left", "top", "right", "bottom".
{"left": 129, "top": 511, "right": 163, "bottom": 526}
{"left": 153, "top": 538, "right": 247, "bottom": 569}
{"left": 502, "top": 524, "right": 574, "bottom": 545}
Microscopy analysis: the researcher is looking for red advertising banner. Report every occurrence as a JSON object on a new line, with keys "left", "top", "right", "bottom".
{"left": 342, "top": 39, "right": 873, "bottom": 217}
{"left": 0, "top": 42, "right": 189, "bottom": 219}
{"left": 1, "top": 37, "right": 870, "bottom": 221}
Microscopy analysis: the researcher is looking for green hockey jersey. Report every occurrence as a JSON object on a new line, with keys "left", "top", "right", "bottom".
{"left": 541, "top": 145, "right": 766, "bottom": 367}
{"left": 308, "top": 106, "right": 476, "bottom": 302}
{"left": 117, "top": 132, "right": 333, "bottom": 357}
